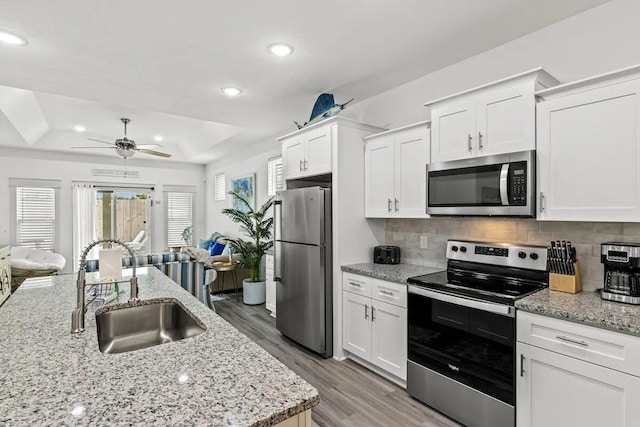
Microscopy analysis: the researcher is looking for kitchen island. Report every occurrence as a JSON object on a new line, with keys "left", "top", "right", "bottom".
{"left": 0, "top": 267, "right": 318, "bottom": 426}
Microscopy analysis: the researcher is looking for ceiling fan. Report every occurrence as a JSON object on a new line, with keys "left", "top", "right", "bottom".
{"left": 72, "top": 118, "right": 171, "bottom": 159}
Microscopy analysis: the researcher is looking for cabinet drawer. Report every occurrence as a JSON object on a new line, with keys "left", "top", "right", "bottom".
{"left": 371, "top": 279, "right": 407, "bottom": 308}
{"left": 343, "top": 272, "right": 372, "bottom": 298}
{"left": 517, "top": 311, "right": 640, "bottom": 377}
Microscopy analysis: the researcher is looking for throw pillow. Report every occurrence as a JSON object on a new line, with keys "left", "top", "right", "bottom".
{"left": 209, "top": 241, "right": 226, "bottom": 256}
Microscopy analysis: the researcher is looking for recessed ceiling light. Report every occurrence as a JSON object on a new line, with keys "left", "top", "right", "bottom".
{"left": 74, "top": 125, "right": 86, "bottom": 132}
{"left": 0, "top": 30, "right": 27, "bottom": 46}
{"left": 153, "top": 135, "right": 163, "bottom": 142}
{"left": 221, "top": 87, "right": 241, "bottom": 96}
{"left": 268, "top": 43, "right": 293, "bottom": 57}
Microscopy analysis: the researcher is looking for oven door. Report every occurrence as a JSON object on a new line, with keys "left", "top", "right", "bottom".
{"left": 426, "top": 150, "right": 534, "bottom": 216}
{"left": 407, "top": 286, "right": 515, "bottom": 405}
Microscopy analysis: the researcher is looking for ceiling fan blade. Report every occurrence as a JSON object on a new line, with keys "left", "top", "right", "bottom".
{"left": 138, "top": 148, "right": 172, "bottom": 158}
{"left": 136, "top": 144, "right": 163, "bottom": 149}
{"left": 87, "top": 138, "right": 116, "bottom": 146}
{"left": 71, "top": 146, "right": 117, "bottom": 149}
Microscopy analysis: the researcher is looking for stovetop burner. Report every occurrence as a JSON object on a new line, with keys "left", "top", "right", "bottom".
{"left": 408, "top": 240, "right": 549, "bottom": 305}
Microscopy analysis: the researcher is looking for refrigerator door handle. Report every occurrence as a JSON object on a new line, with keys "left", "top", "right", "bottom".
{"left": 274, "top": 200, "right": 282, "bottom": 282}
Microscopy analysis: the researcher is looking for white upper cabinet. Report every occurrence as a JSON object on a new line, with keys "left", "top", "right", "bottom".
{"left": 537, "top": 65, "right": 640, "bottom": 222}
{"left": 364, "top": 121, "right": 430, "bottom": 218}
{"left": 280, "top": 123, "right": 333, "bottom": 180}
{"left": 426, "top": 68, "right": 558, "bottom": 163}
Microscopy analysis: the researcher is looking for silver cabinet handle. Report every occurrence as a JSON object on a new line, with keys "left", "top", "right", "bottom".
{"left": 387, "top": 198, "right": 392, "bottom": 212}
{"left": 379, "top": 289, "right": 394, "bottom": 296}
{"left": 304, "top": 159, "right": 308, "bottom": 170}
{"left": 520, "top": 354, "right": 525, "bottom": 377}
{"left": 478, "top": 131, "right": 484, "bottom": 150}
{"left": 299, "top": 160, "right": 303, "bottom": 171}
{"left": 468, "top": 133, "right": 473, "bottom": 152}
{"left": 364, "top": 304, "right": 369, "bottom": 319}
{"left": 348, "top": 281, "right": 363, "bottom": 288}
{"left": 556, "top": 335, "right": 589, "bottom": 347}
{"left": 372, "top": 306, "right": 376, "bottom": 321}
{"left": 394, "top": 198, "right": 399, "bottom": 212}
{"left": 539, "top": 192, "right": 546, "bottom": 212}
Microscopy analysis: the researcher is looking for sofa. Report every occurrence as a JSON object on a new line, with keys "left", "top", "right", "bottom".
{"left": 84, "top": 252, "right": 218, "bottom": 309}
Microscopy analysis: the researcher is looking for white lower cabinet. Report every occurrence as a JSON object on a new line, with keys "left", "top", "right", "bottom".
{"left": 342, "top": 272, "right": 407, "bottom": 382}
{"left": 0, "top": 246, "right": 11, "bottom": 306}
{"left": 517, "top": 311, "right": 640, "bottom": 427}
{"left": 265, "top": 254, "right": 276, "bottom": 317}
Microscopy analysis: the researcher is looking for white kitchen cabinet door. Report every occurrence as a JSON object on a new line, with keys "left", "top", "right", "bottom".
{"left": 430, "top": 100, "right": 476, "bottom": 162}
{"left": 517, "top": 342, "right": 640, "bottom": 427}
{"left": 476, "top": 84, "right": 534, "bottom": 156}
{"left": 394, "top": 126, "right": 429, "bottom": 218}
{"left": 364, "top": 136, "right": 395, "bottom": 217}
{"left": 304, "top": 126, "right": 332, "bottom": 177}
{"left": 537, "top": 79, "right": 640, "bottom": 221}
{"left": 265, "top": 254, "right": 276, "bottom": 316}
{"left": 282, "top": 137, "right": 306, "bottom": 180}
{"left": 342, "top": 291, "right": 372, "bottom": 360}
{"left": 371, "top": 300, "right": 407, "bottom": 380}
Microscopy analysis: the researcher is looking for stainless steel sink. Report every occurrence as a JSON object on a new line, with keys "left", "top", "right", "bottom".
{"left": 96, "top": 299, "right": 206, "bottom": 354}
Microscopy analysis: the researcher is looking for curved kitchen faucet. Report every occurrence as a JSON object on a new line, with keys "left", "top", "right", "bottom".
{"left": 71, "top": 238, "right": 138, "bottom": 333}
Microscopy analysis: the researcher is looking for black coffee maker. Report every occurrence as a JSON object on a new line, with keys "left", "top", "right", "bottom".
{"left": 601, "top": 242, "right": 640, "bottom": 305}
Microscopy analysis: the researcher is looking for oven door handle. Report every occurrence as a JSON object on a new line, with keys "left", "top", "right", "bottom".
{"left": 408, "top": 285, "right": 515, "bottom": 318}
{"left": 500, "top": 163, "right": 509, "bottom": 206}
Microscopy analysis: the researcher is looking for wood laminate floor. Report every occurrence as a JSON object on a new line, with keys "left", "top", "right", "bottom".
{"left": 214, "top": 299, "right": 461, "bottom": 427}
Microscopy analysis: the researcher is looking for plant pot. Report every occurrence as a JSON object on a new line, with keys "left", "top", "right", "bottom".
{"left": 242, "top": 278, "right": 266, "bottom": 305}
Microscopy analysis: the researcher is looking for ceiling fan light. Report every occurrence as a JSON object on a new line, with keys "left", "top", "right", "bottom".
{"left": 116, "top": 147, "right": 135, "bottom": 159}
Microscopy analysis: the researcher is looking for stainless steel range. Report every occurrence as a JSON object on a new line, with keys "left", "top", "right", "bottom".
{"left": 407, "top": 240, "right": 548, "bottom": 427}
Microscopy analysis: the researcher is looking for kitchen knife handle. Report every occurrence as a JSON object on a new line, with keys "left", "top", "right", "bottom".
{"left": 467, "top": 134, "right": 473, "bottom": 152}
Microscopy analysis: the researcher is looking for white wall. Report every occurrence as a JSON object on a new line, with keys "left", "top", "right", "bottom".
{"left": 0, "top": 148, "right": 205, "bottom": 272}
{"left": 205, "top": 139, "right": 281, "bottom": 239}
{"left": 344, "top": 0, "right": 640, "bottom": 129}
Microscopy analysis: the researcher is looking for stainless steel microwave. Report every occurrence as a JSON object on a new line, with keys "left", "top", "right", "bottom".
{"left": 426, "top": 150, "right": 535, "bottom": 217}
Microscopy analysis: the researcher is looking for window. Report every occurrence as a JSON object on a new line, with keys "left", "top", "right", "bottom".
{"left": 16, "top": 187, "right": 56, "bottom": 251}
{"left": 268, "top": 156, "right": 284, "bottom": 196}
{"left": 166, "top": 192, "right": 193, "bottom": 247}
{"left": 214, "top": 173, "right": 226, "bottom": 201}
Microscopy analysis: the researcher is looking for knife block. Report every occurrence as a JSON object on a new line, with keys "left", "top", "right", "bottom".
{"left": 549, "top": 261, "right": 582, "bottom": 294}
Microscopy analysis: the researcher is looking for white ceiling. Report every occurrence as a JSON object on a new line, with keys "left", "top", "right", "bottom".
{"left": 0, "top": 0, "right": 609, "bottom": 164}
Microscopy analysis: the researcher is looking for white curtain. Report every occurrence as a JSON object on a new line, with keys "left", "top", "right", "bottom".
{"left": 72, "top": 183, "right": 96, "bottom": 271}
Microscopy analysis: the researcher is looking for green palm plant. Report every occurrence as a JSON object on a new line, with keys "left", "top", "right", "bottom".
{"left": 221, "top": 191, "right": 275, "bottom": 282}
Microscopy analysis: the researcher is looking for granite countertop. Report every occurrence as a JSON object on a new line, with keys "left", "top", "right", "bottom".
{"left": 0, "top": 267, "right": 318, "bottom": 426}
{"left": 516, "top": 289, "right": 640, "bottom": 337}
{"left": 341, "top": 262, "right": 444, "bottom": 284}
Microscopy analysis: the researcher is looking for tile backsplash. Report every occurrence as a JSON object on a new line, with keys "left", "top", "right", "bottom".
{"left": 385, "top": 218, "right": 640, "bottom": 292}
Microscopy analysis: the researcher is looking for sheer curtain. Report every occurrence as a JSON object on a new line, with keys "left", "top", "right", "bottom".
{"left": 72, "top": 183, "right": 96, "bottom": 271}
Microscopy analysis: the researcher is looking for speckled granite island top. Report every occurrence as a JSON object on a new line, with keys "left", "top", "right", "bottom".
{"left": 516, "top": 289, "right": 640, "bottom": 337}
{"left": 341, "top": 262, "right": 444, "bottom": 284}
{"left": 0, "top": 267, "right": 318, "bottom": 426}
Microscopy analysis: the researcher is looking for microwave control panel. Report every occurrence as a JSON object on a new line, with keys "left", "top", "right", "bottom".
{"left": 509, "top": 162, "right": 527, "bottom": 206}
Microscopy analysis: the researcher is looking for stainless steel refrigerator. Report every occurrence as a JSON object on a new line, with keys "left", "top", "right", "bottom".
{"left": 274, "top": 186, "right": 332, "bottom": 358}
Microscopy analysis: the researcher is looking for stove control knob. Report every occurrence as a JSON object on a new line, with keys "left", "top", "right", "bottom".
{"left": 530, "top": 252, "right": 539, "bottom": 260}
{"left": 451, "top": 245, "right": 459, "bottom": 252}
{"left": 518, "top": 251, "right": 527, "bottom": 259}
{"left": 460, "top": 246, "right": 467, "bottom": 253}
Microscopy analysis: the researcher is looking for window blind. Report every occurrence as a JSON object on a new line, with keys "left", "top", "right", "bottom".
{"left": 214, "top": 173, "right": 226, "bottom": 201}
{"left": 167, "top": 192, "right": 193, "bottom": 247}
{"left": 16, "top": 187, "right": 56, "bottom": 251}
{"left": 268, "top": 156, "right": 284, "bottom": 196}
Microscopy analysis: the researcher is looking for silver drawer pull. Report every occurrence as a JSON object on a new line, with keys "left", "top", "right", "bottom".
{"left": 379, "top": 289, "right": 394, "bottom": 296}
{"left": 556, "top": 335, "right": 589, "bottom": 347}
{"left": 349, "top": 281, "right": 363, "bottom": 287}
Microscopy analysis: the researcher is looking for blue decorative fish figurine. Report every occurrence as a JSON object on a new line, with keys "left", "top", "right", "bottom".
{"left": 294, "top": 93, "right": 354, "bottom": 129}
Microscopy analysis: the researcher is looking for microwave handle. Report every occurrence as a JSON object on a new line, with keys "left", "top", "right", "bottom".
{"left": 500, "top": 164, "right": 509, "bottom": 206}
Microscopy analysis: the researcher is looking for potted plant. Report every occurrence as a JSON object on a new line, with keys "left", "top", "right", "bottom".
{"left": 221, "top": 191, "right": 274, "bottom": 305}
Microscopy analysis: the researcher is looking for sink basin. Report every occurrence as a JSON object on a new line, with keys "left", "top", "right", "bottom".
{"left": 96, "top": 299, "right": 206, "bottom": 354}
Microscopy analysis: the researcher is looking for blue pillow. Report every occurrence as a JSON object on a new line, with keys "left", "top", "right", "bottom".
{"left": 198, "top": 239, "right": 212, "bottom": 249}
{"left": 209, "top": 242, "right": 226, "bottom": 256}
